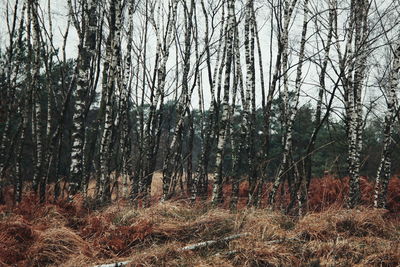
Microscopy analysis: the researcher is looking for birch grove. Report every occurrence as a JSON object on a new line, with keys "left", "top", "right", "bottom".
{"left": 0, "top": 0, "right": 399, "bottom": 214}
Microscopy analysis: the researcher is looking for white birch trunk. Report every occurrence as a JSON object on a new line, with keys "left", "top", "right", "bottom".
{"left": 211, "top": 0, "right": 235, "bottom": 206}
{"left": 162, "top": 0, "right": 195, "bottom": 201}
{"left": 68, "top": 0, "right": 98, "bottom": 198}
{"left": 99, "top": 0, "right": 122, "bottom": 203}
{"left": 374, "top": 42, "right": 400, "bottom": 208}
{"left": 268, "top": 0, "right": 306, "bottom": 207}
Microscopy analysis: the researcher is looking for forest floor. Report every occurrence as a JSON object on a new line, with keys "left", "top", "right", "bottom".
{"left": 0, "top": 176, "right": 400, "bottom": 267}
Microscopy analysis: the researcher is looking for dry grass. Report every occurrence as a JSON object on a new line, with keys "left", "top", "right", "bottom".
{"left": 27, "top": 227, "right": 93, "bottom": 266}
{"left": 0, "top": 200, "right": 399, "bottom": 266}
{"left": 0, "top": 176, "right": 399, "bottom": 266}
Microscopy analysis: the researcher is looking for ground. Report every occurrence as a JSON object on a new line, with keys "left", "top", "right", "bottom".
{"left": 0, "top": 176, "right": 399, "bottom": 267}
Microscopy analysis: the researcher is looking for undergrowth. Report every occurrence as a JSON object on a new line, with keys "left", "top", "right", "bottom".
{"left": 0, "top": 176, "right": 399, "bottom": 266}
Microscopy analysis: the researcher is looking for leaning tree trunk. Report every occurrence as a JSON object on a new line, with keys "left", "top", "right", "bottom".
{"left": 14, "top": 3, "right": 30, "bottom": 203}
{"left": 162, "top": 0, "right": 195, "bottom": 201}
{"left": 268, "top": 0, "right": 301, "bottom": 207}
{"left": 296, "top": 0, "right": 334, "bottom": 215}
{"left": 374, "top": 42, "right": 400, "bottom": 208}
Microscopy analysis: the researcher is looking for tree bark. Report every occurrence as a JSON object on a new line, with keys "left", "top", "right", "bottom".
{"left": 211, "top": 0, "right": 235, "bottom": 206}
{"left": 374, "top": 42, "right": 400, "bottom": 208}
{"left": 68, "top": 0, "right": 99, "bottom": 198}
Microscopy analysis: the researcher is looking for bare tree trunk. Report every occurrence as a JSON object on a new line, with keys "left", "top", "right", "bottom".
{"left": 296, "top": 0, "right": 335, "bottom": 215}
{"left": 244, "top": 0, "right": 258, "bottom": 207}
{"left": 130, "top": 7, "right": 148, "bottom": 203}
{"left": 230, "top": 0, "right": 251, "bottom": 210}
{"left": 268, "top": 0, "right": 302, "bottom": 207}
{"left": 99, "top": 0, "right": 122, "bottom": 203}
{"left": 343, "top": 0, "right": 369, "bottom": 208}
{"left": 30, "top": 0, "right": 44, "bottom": 195}
{"left": 139, "top": 0, "right": 178, "bottom": 206}
{"left": 14, "top": 2, "right": 30, "bottom": 203}
{"left": 374, "top": 42, "right": 400, "bottom": 208}
{"left": 162, "top": 0, "right": 195, "bottom": 201}
{"left": 230, "top": 60, "right": 245, "bottom": 209}
{"left": 211, "top": 0, "right": 235, "bottom": 206}
{"left": 191, "top": 1, "right": 226, "bottom": 202}
{"left": 119, "top": 0, "right": 135, "bottom": 198}
{"left": 68, "top": 0, "right": 98, "bottom": 198}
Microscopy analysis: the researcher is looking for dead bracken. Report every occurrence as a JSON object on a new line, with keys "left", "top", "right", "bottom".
{"left": 0, "top": 177, "right": 399, "bottom": 267}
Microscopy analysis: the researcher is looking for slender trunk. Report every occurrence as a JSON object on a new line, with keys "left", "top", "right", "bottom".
{"left": 297, "top": 0, "right": 335, "bottom": 215}
{"left": 119, "top": 0, "right": 135, "bottom": 198}
{"left": 162, "top": 0, "right": 195, "bottom": 201}
{"left": 30, "top": 0, "right": 44, "bottom": 195}
{"left": 211, "top": 0, "right": 235, "bottom": 206}
{"left": 68, "top": 0, "right": 98, "bottom": 198}
{"left": 192, "top": 1, "right": 228, "bottom": 201}
{"left": 140, "top": 0, "right": 178, "bottom": 206}
{"left": 346, "top": 0, "right": 368, "bottom": 208}
{"left": 374, "top": 43, "right": 400, "bottom": 208}
{"left": 268, "top": 0, "right": 302, "bottom": 207}
{"left": 244, "top": 0, "right": 258, "bottom": 206}
{"left": 186, "top": 110, "right": 194, "bottom": 195}
{"left": 99, "top": 0, "right": 122, "bottom": 203}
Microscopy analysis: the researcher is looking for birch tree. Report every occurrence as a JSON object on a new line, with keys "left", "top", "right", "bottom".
{"left": 374, "top": 41, "right": 400, "bottom": 208}
{"left": 268, "top": 0, "right": 309, "bottom": 207}
{"left": 211, "top": 0, "right": 235, "bottom": 206}
{"left": 30, "top": 0, "right": 44, "bottom": 194}
{"left": 139, "top": 0, "right": 178, "bottom": 206}
{"left": 98, "top": 0, "right": 123, "bottom": 203}
{"left": 118, "top": 0, "right": 136, "bottom": 198}
{"left": 191, "top": 0, "right": 226, "bottom": 201}
{"left": 339, "top": 0, "right": 370, "bottom": 208}
{"left": 296, "top": 0, "right": 336, "bottom": 215}
{"left": 68, "top": 0, "right": 99, "bottom": 198}
{"left": 161, "top": 0, "right": 196, "bottom": 201}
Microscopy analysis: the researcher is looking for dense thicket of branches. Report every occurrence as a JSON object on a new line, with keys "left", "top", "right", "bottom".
{"left": 0, "top": 0, "right": 400, "bottom": 213}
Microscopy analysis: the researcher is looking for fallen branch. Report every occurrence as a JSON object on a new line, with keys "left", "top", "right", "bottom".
{"left": 92, "top": 260, "right": 131, "bottom": 267}
{"left": 92, "top": 234, "right": 249, "bottom": 266}
{"left": 179, "top": 233, "right": 249, "bottom": 251}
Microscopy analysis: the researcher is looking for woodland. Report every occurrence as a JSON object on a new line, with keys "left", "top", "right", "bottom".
{"left": 0, "top": 0, "right": 400, "bottom": 266}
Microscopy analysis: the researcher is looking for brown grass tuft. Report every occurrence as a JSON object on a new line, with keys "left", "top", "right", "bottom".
{"left": 294, "top": 207, "right": 398, "bottom": 242}
{"left": 232, "top": 241, "right": 300, "bottom": 267}
{"left": 27, "top": 227, "right": 92, "bottom": 266}
{"left": 0, "top": 217, "right": 37, "bottom": 266}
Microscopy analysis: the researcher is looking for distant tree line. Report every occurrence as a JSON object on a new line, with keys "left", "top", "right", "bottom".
{"left": 0, "top": 0, "right": 399, "bottom": 214}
